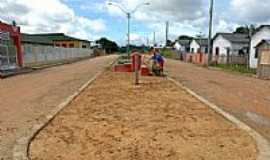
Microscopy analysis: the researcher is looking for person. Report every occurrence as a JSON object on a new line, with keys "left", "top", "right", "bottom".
{"left": 150, "top": 48, "right": 165, "bottom": 76}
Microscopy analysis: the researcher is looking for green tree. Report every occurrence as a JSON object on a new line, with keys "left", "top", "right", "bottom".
{"left": 234, "top": 25, "right": 256, "bottom": 34}
{"left": 96, "top": 37, "right": 119, "bottom": 54}
{"left": 177, "top": 35, "right": 193, "bottom": 40}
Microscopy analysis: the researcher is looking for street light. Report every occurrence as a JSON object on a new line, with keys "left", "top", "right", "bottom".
{"left": 108, "top": 1, "right": 150, "bottom": 55}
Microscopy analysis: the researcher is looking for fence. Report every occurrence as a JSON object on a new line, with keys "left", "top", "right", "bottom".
{"left": 212, "top": 55, "right": 247, "bottom": 65}
{"left": 0, "top": 42, "right": 17, "bottom": 70}
{"left": 23, "top": 45, "right": 94, "bottom": 67}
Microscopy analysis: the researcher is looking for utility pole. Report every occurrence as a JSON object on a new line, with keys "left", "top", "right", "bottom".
{"left": 153, "top": 31, "right": 156, "bottom": 47}
{"left": 127, "top": 13, "right": 131, "bottom": 55}
{"left": 207, "top": 0, "right": 214, "bottom": 66}
{"left": 165, "top": 21, "right": 169, "bottom": 47}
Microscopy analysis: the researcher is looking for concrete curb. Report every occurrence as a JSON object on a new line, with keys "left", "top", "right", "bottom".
{"left": 167, "top": 77, "right": 270, "bottom": 160}
{"left": 12, "top": 57, "right": 118, "bottom": 160}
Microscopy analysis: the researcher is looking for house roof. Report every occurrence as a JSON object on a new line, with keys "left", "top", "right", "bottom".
{"left": 214, "top": 33, "right": 249, "bottom": 44}
{"left": 255, "top": 39, "right": 270, "bottom": 48}
{"left": 193, "top": 38, "right": 208, "bottom": 47}
{"left": 176, "top": 40, "right": 191, "bottom": 46}
{"left": 21, "top": 33, "right": 53, "bottom": 45}
{"left": 25, "top": 33, "right": 92, "bottom": 43}
{"left": 254, "top": 25, "right": 270, "bottom": 34}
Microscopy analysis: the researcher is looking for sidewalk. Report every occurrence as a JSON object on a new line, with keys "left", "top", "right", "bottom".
{"left": 29, "top": 70, "right": 257, "bottom": 160}
{"left": 0, "top": 55, "right": 118, "bottom": 160}
{"left": 165, "top": 59, "right": 270, "bottom": 143}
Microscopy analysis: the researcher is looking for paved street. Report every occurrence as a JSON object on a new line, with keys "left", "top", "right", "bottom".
{"left": 166, "top": 59, "right": 270, "bottom": 143}
{"left": 0, "top": 55, "right": 117, "bottom": 160}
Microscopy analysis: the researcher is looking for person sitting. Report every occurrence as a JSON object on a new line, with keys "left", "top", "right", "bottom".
{"left": 150, "top": 48, "right": 165, "bottom": 76}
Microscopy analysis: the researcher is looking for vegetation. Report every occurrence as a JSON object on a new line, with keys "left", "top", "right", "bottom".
{"left": 177, "top": 35, "right": 193, "bottom": 40}
{"left": 234, "top": 25, "right": 256, "bottom": 34}
{"left": 96, "top": 37, "right": 119, "bottom": 54}
{"left": 215, "top": 64, "right": 256, "bottom": 74}
{"left": 160, "top": 48, "right": 176, "bottom": 58}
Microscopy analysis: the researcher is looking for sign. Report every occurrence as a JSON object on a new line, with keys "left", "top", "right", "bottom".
{"left": 0, "top": 31, "right": 10, "bottom": 41}
{"left": 260, "top": 51, "right": 270, "bottom": 65}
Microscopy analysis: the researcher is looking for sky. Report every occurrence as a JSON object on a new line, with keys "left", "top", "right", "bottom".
{"left": 1, "top": 0, "right": 270, "bottom": 46}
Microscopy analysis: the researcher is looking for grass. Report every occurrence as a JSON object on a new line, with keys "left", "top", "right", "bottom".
{"left": 214, "top": 64, "right": 257, "bottom": 74}
{"left": 161, "top": 48, "right": 176, "bottom": 58}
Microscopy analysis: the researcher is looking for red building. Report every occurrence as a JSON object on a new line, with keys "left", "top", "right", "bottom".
{"left": 0, "top": 21, "right": 23, "bottom": 67}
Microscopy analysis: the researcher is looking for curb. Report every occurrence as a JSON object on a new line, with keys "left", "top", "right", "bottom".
{"left": 167, "top": 77, "right": 270, "bottom": 160}
{"left": 12, "top": 57, "right": 118, "bottom": 160}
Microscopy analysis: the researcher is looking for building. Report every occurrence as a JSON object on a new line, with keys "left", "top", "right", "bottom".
{"left": 0, "top": 21, "right": 23, "bottom": 68}
{"left": 26, "top": 33, "right": 92, "bottom": 49}
{"left": 190, "top": 38, "right": 208, "bottom": 54}
{"left": 174, "top": 40, "right": 191, "bottom": 53}
{"left": 250, "top": 25, "right": 270, "bottom": 68}
{"left": 255, "top": 39, "right": 270, "bottom": 78}
{"left": 212, "top": 33, "right": 249, "bottom": 57}
{"left": 21, "top": 33, "right": 53, "bottom": 47}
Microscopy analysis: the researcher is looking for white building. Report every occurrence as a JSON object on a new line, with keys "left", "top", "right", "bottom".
{"left": 250, "top": 25, "right": 270, "bottom": 68}
{"left": 212, "top": 33, "right": 249, "bottom": 57}
{"left": 174, "top": 40, "right": 191, "bottom": 53}
{"left": 190, "top": 38, "right": 208, "bottom": 54}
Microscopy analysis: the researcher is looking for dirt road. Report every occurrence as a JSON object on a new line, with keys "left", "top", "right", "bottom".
{"left": 30, "top": 70, "right": 257, "bottom": 160}
{"left": 165, "top": 59, "right": 270, "bottom": 143}
{"left": 0, "top": 55, "right": 117, "bottom": 160}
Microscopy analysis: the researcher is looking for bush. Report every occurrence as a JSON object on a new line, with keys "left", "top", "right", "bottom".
{"left": 215, "top": 64, "right": 256, "bottom": 74}
{"left": 161, "top": 48, "right": 175, "bottom": 58}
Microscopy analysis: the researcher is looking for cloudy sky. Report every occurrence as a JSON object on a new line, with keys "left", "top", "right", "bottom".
{"left": 0, "top": 0, "right": 270, "bottom": 46}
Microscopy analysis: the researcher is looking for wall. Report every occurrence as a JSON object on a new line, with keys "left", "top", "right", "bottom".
{"left": 257, "top": 43, "right": 270, "bottom": 79}
{"left": 190, "top": 40, "right": 200, "bottom": 53}
{"left": 250, "top": 27, "right": 270, "bottom": 68}
{"left": 213, "top": 35, "right": 232, "bottom": 56}
{"left": 54, "top": 40, "right": 80, "bottom": 48}
{"left": 23, "top": 44, "right": 94, "bottom": 67}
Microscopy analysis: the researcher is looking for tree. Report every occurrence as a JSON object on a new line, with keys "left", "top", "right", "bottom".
{"left": 96, "top": 37, "right": 119, "bottom": 54}
{"left": 234, "top": 25, "right": 256, "bottom": 34}
{"left": 177, "top": 35, "right": 193, "bottom": 40}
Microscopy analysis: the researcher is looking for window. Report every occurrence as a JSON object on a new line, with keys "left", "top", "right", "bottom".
{"left": 191, "top": 48, "right": 194, "bottom": 53}
{"left": 62, "top": 44, "right": 67, "bottom": 48}
{"left": 82, "top": 45, "right": 87, "bottom": 48}
{"left": 215, "top": 47, "right": 220, "bottom": 56}
{"left": 69, "top": 43, "right": 74, "bottom": 48}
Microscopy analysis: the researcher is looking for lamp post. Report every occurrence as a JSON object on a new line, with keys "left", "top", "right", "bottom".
{"left": 108, "top": 2, "right": 150, "bottom": 56}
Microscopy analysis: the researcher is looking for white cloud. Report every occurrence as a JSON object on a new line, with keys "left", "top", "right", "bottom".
{"left": 230, "top": 0, "right": 270, "bottom": 23}
{"left": 0, "top": 0, "right": 107, "bottom": 40}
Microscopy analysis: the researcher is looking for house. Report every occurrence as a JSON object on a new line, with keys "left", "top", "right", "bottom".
{"left": 254, "top": 39, "right": 270, "bottom": 78}
{"left": 21, "top": 33, "right": 54, "bottom": 47}
{"left": 250, "top": 25, "right": 270, "bottom": 68}
{"left": 26, "top": 33, "right": 92, "bottom": 49}
{"left": 212, "top": 33, "right": 249, "bottom": 57}
{"left": 190, "top": 38, "right": 208, "bottom": 54}
{"left": 174, "top": 40, "right": 191, "bottom": 53}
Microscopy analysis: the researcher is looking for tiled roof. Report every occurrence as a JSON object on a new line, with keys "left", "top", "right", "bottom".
{"left": 21, "top": 33, "right": 53, "bottom": 45}
{"left": 214, "top": 33, "right": 249, "bottom": 44}
{"left": 176, "top": 40, "right": 191, "bottom": 46}
{"left": 24, "top": 33, "right": 91, "bottom": 43}
{"left": 194, "top": 38, "right": 208, "bottom": 46}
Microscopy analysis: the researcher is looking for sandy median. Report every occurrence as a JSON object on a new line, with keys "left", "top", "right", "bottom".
{"left": 30, "top": 70, "right": 257, "bottom": 160}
